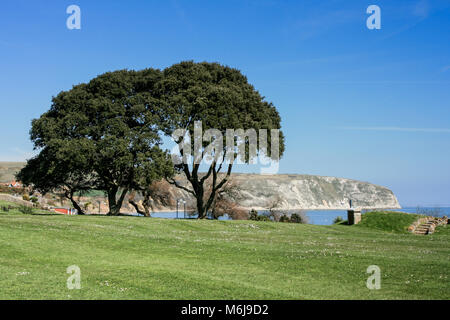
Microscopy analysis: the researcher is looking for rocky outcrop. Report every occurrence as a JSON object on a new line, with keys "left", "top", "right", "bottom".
{"left": 146, "top": 173, "right": 401, "bottom": 211}
{"left": 227, "top": 174, "right": 400, "bottom": 210}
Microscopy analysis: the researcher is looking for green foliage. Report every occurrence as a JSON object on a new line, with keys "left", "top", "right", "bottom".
{"left": 18, "top": 62, "right": 283, "bottom": 217}
{"left": 278, "top": 212, "right": 307, "bottom": 224}
{"left": 249, "top": 209, "right": 258, "bottom": 220}
{"left": 249, "top": 209, "right": 271, "bottom": 222}
{"left": 18, "top": 205, "right": 33, "bottom": 214}
{"left": 83, "top": 202, "right": 92, "bottom": 211}
{"left": 256, "top": 215, "right": 271, "bottom": 222}
{"left": 160, "top": 62, "right": 285, "bottom": 218}
{"left": 18, "top": 69, "right": 174, "bottom": 215}
{"left": 0, "top": 205, "right": 11, "bottom": 212}
{"left": 30, "top": 196, "right": 38, "bottom": 204}
{"left": 333, "top": 216, "right": 343, "bottom": 224}
{"left": 290, "top": 213, "right": 304, "bottom": 224}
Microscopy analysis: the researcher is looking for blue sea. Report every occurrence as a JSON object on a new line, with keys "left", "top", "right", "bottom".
{"left": 145, "top": 207, "right": 450, "bottom": 225}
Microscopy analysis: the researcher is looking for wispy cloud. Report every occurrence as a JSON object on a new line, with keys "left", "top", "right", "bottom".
{"left": 337, "top": 126, "right": 450, "bottom": 133}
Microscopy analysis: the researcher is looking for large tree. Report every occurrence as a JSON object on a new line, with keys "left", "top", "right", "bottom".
{"left": 159, "top": 61, "right": 285, "bottom": 218}
{"left": 22, "top": 69, "right": 172, "bottom": 215}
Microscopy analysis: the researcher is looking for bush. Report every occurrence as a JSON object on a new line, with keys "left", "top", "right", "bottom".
{"left": 279, "top": 214, "right": 290, "bottom": 223}
{"left": 30, "top": 196, "right": 38, "bottom": 204}
{"left": 18, "top": 205, "right": 33, "bottom": 214}
{"left": 256, "top": 215, "right": 271, "bottom": 222}
{"left": 333, "top": 216, "right": 343, "bottom": 224}
{"left": 290, "top": 213, "right": 305, "bottom": 223}
{"left": 249, "top": 209, "right": 258, "bottom": 220}
{"left": 22, "top": 194, "right": 30, "bottom": 201}
{"left": 84, "top": 202, "right": 92, "bottom": 211}
{"left": 249, "top": 209, "right": 272, "bottom": 222}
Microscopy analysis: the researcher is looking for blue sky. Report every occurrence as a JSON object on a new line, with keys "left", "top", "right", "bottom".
{"left": 0, "top": 0, "right": 449, "bottom": 206}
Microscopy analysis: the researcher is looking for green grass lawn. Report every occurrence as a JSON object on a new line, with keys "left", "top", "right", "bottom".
{"left": 0, "top": 202, "right": 449, "bottom": 300}
{"left": 356, "top": 211, "right": 424, "bottom": 233}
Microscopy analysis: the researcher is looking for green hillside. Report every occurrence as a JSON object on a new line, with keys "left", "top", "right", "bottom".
{"left": 355, "top": 211, "right": 424, "bottom": 233}
{"left": 0, "top": 203, "right": 448, "bottom": 300}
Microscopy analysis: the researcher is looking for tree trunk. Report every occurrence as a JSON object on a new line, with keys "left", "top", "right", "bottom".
{"left": 129, "top": 198, "right": 151, "bottom": 217}
{"left": 142, "top": 196, "right": 152, "bottom": 217}
{"left": 107, "top": 187, "right": 128, "bottom": 216}
{"left": 65, "top": 190, "right": 85, "bottom": 215}
{"left": 196, "top": 187, "right": 207, "bottom": 219}
{"left": 69, "top": 198, "right": 85, "bottom": 215}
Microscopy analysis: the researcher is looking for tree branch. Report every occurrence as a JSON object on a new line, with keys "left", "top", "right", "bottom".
{"left": 166, "top": 177, "right": 196, "bottom": 196}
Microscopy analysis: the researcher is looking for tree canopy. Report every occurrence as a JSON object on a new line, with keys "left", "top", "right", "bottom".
{"left": 19, "top": 69, "right": 173, "bottom": 215}
{"left": 159, "top": 61, "right": 285, "bottom": 218}
{"left": 18, "top": 61, "right": 284, "bottom": 218}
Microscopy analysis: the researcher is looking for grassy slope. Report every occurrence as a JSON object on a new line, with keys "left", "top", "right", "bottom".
{"left": 0, "top": 203, "right": 449, "bottom": 300}
{"left": 356, "top": 211, "right": 423, "bottom": 233}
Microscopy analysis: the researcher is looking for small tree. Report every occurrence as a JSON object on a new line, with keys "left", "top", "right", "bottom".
{"left": 202, "top": 178, "right": 245, "bottom": 219}
{"left": 333, "top": 216, "right": 343, "bottom": 224}
{"left": 249, "top": 209, "right": 259, "bottom": 220}
{"left": 129, "top": 178, "right": 175, "bottom": 217}
{"left": 265, "top": 195, "right": 284, "bottom": 221}
{"left": 290, "top": 212, "right": 306, "bottom": 224}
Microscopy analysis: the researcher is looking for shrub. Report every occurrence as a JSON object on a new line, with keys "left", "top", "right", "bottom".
{"left": 249, "top": 209, "right": 258, "bottom": 220}
{"left": 279, "top": 214, "right": 290, "bottom": 223}
{"left": 256, "top": 215, "right": 271, "bottom": 222}
{"left": 290, "top": 213, "right": 303, "bottom": 223}
{"left": 18, "top": 205, "right": 33, "bottom": 214}
{"left": 289, "top": 210, "right": 308, "bottom": 224}
{"left": 333, "top": 216, "right": 343, "bottom": 224}
{"left": 22, "top": 194, "right": 30, "bottom": 201}
{"left": 249, "top": 209, "right": 272, "bottom": 222}
{"left": 84, "top": 202, "right": 92, "bottom": 211}
{"left": 30, "top": 196, "right": 38, "bottom": 204}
